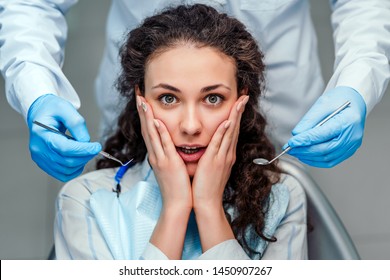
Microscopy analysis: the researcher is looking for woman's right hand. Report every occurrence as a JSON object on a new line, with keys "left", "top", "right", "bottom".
{"left": 137, "top": 95, "right": 192, "bottom": 259}
{"left": 136, "top": 96, "right": 192, "bottom": 211}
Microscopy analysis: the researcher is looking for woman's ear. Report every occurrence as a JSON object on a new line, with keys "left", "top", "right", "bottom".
{"left": 240, "top": 87, "right": 248, "bottom": 96}
{"left": 135, "top": 85, "right": 142, "bottom": 97}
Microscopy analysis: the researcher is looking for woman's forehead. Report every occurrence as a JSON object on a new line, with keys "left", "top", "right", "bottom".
{"left": 144, "top": 45, "right": 237, "bottom": 85}
{"left": 146, "top": 44, "right": 235, "bottom": 69}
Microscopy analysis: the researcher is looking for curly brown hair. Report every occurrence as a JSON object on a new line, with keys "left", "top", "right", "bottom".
{"left": 96, "top": 4, "right": 281, "bottom": 259}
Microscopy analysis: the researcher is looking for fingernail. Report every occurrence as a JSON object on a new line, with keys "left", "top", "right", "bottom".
{"left": 241, "top": 96, "right": 250, "bottom": 111}
{"left": 237, "top": 96, "right": 249, "bottom": 112}
{"left": 136, "top": 96, "right": 141, "bottom": 107}
{"left": 224, "top": 120, "right": 231, "bottom": 128}
{"left": 141, "top": 102, "right": 147, "bottom": 112}
{"left": 236, "top": 101, "right": 243, "bottom": 112}
{"left": 243, "top": 95, "right": 250, "bottom": 105}
{"left": 153, "top": 119, "right": 160, "bottom": 128}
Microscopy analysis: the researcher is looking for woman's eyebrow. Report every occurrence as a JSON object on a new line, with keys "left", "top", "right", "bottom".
{"left": 201, "top": 84, "right": 231, "bottom": 93}
{"left": 151, "top": 83, "right": 180, "bottom": 92}
{"left": 151, "top": 83, "right": 231, "bottom": 93}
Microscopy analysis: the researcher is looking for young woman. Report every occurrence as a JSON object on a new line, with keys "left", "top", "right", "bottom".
{"left": 54, "top": 4, "right": 307, "bottom": 260}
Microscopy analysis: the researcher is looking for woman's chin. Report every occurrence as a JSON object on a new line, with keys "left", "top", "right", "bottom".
{"left": 186, "top": 162, "right": 198, "bottom": 177}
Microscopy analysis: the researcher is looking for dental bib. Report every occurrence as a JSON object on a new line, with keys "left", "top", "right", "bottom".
{"left": 89, "top": 164, "right": 289, "bottom": 259}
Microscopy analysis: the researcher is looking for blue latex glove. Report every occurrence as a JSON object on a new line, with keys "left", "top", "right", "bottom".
{"left": 27, "top": 94, "right": 102, "bottom": 181}
{"left": 285, "top": 86, "right": 366, "bottom": 168}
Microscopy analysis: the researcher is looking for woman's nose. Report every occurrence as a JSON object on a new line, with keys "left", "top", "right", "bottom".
{"left": 179, "top": 106, "right": 202, "bottom": 135}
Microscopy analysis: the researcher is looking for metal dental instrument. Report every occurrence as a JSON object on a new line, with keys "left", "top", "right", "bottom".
{"left": 253, "top": 101, "right": 351, "bottom": 166}
{"left": 33, "top": 121, "right": 133, "bottom": 166}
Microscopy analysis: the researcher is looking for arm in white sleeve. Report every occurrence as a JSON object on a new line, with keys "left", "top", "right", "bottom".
{"left": 142, "top": 239, "right": 250, "bottom": 260}
{"left": 0, "top": 0, "right": 79, "bottom": 119}
{"left": 197, "top": 239, "right": 250, "bottom": 260}
{"left": 140, "top": 239, "right": 248, "bottom": 261}
{"left": 140, "top": 243, "right": 169, "bottom": 260}
{"left": 141, "top": 239, "right": 251, "bottom": 260}
{"left": 327, "top": 0, "right": 390, "bottom": 113}
{"left": 261, "top": 175, "right": 308, "bottom": 260}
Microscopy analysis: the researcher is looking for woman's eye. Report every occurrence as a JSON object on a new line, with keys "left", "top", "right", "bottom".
{"left": 160, "top": 95, "right": 177, "bottom": 105}
{"left": 205, "top": 94, "right": 223, "bottom": 105}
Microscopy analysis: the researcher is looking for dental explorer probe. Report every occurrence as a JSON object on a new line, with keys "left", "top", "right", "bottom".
{"left": 253, "top": 101, "right": 351, "bottom": 166}
{"left": 33, "top": 120, "right": 133, "bottom": 166}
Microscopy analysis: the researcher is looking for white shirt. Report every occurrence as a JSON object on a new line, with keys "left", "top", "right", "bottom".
{"left": 1, "top": 0, "right": 389, "bottom": 146}
{"left": 54, "top": 158, "right": 308, "bottom": 259}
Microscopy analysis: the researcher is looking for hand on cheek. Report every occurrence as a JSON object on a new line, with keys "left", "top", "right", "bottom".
{"left": 191, "top": 95, "right": 249, "bottom": 252}
{"left": 192, "top": 95, "right": 249, "bottom": 213}
{"left": 136, "top": 96, "right": 192, "bottom": 212}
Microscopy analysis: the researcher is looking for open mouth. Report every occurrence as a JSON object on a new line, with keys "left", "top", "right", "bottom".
{"left": 176, "top": 145, "right": 206, "bottom": 162}
{"left": 179, "top": 146, "right": 201, "bottom": 154}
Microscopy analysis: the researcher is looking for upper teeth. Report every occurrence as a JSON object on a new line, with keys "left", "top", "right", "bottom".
{"left": 181, "top": 147, "right": 199, "bottom": 154}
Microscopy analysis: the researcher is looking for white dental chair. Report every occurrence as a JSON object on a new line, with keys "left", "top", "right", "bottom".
{"left": 279, "top": 156, "right": 360, "bottom": 260}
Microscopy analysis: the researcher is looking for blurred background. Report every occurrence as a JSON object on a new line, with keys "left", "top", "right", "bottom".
{"left": 0, "top": 0, "right": 389, "bottom": 259}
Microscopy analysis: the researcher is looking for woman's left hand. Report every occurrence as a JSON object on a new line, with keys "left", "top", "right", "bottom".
{"left": 191, "top": 95, "right": 249, "bottom": 251}
{"left": 192, "top": 95, "right": 249, "bottom": 212}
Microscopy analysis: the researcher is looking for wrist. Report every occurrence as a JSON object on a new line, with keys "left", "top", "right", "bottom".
{"left": 27, "top": 93, "right": 55, "bottom": 126}
{"left": 193, "top": 199, "right": 222, "bottom": 216}
{"left": 194, "top": 204, "right": 234, "bottom": 252}
{"left": 194, "top": 203, "right": 227, "bottom": 226}
{"left": 150, "top": 204, "right": 191, "bottom": 259}
{"left": 161, "top": 203, "right": 192, "bottom": 220}
{"left": 163, "top": 198, "right": 192, "bottom": 216}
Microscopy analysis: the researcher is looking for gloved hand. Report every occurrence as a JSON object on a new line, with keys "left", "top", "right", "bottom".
{"left": 27, "top": 94, "right": 102, "bottom": 181}
{"left": 285, "top": 86, "right": 366, "bottom": 168}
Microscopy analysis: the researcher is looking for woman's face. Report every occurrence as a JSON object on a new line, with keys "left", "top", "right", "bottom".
{"left": 141, "top": 45, "right": 240, "bottom": 176}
